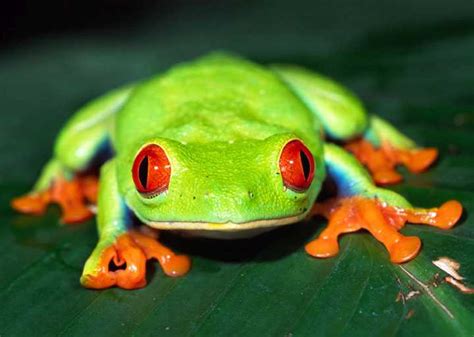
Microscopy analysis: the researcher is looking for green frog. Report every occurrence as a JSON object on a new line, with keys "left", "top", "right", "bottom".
{"left": 12, "top": 53, "right": 462, "bottom": 289}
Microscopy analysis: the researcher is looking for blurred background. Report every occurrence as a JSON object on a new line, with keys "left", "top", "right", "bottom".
{"left": 0, "top": 0, "right": 473, "bottom": 185}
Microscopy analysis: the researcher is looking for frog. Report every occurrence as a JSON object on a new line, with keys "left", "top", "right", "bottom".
{"left": 12, "top": 53, "right": 463, "bottom": 289}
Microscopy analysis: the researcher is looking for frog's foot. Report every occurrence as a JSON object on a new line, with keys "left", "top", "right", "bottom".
{"left": 11, "top": 175, "right": 99, "bottom": 224}
{"left": 306, "top": 197, "right": 462, "bottom": 263}
{"left": 345, "top": 139, "right": 438, "bottom": 185}
{"left": 80, "top": 230, "right": 191, "bottom": 290}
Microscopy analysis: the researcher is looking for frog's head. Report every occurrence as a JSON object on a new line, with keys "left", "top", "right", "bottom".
{"left": 121, "top": 133, "right": 324, "bottom": 234}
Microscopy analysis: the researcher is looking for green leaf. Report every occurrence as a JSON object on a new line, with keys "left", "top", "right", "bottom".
{"left": 1, "top": 1, "right": 473, "bottom": 336}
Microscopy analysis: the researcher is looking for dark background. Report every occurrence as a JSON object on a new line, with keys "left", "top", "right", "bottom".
{"left": 3, "top": 0, "right": 474, "bottom": 52}
{"left": 1, "top": 0, "right": 166, "bottom": 47}
{"left": 0, "top": 0, "right": 474, "bottom": 47}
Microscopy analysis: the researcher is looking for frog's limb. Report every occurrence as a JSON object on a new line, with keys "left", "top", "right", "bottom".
{"left": 11, "top": 160, "right": 99, "bottom": 223}
{"left": 11, "top": 86, "right": 133, "bottom": 223}
{"left": 80, "top": 161, "right": 191, "bottom": 289}
{"left": 272, "top": 65, "right": 368, "bottom": 140}
{"left": 272, "top": 66, "right": 437, "bottom": 185}
{"left": 345, "top": 115, "right": 438, "bottom": 185}
{"left": 305, "top": 144, "right": 462, "bottom": 263}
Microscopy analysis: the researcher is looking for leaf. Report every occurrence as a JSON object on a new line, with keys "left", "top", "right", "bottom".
{"left": 1, "top": 1, "right": 474, "bottom": 336}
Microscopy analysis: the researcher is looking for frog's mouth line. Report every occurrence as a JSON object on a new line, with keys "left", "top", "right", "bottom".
{"left": 145, "top": 212, "right": 308, "bottom": 231}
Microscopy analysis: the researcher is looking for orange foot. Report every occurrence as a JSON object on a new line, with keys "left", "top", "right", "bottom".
{"left": 11, "top": 175, "right": 99, "bottom": 224}
{"left": 305, "top": 197, "right": 462, "bottom": 263}
{"left": 345, "top": 139, "right": 438, "bottom": 185}
{"left": 81, "top": 231, "right": 191, "bottom": 289}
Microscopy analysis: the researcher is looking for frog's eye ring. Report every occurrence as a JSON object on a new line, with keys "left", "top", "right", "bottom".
{"left": 279, "top": 140, "right": 315, "bottom": 192}
{"left": 132, "top": 144, "right": 171, "bottom": 197}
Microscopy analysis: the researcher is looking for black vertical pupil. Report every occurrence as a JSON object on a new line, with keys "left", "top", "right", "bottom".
{"left": 299, "top": 150, "right": 310, "bottom": 180}
{"left": 139, "top": 155, "right": 149, "bottom": 188}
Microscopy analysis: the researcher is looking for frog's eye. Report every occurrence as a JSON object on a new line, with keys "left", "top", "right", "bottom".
{"left": 132, "top": 144, "right": 171, "bottom": 196}
{"left": 279, "top": 140, "right": 315, "bottom": 192}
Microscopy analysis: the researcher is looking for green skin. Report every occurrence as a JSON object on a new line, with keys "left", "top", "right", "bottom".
{"left": 31, "top": 53, "right": 415, "bottom": 283}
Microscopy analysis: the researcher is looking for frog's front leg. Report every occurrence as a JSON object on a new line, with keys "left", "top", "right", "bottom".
{"left": 345, "top": 115, "right": 438, "bottom": 185}
{"left": 80, "top": 160, "right": 191, "bottom": 289}
{"left": 305, "top": 144, "right": 462, "bottom": 263}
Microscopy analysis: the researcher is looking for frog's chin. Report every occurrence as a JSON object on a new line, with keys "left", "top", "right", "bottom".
{"left": 143, "top": 212, "right": 308, "bottom": 239}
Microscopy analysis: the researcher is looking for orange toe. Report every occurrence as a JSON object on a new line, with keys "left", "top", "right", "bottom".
{"left": 11, "top": 193, "right": 49, "bottom": 215}
{"left": 406, "top": 200, "right": 463, "bottom": 230}
{"left": 130, "top": 231, "right": 192, "bottom": 278}
{"left": 388, "top": 236, "right": 422, "bottom": 264}
{"left": 404, "top": 148, "right": 438, "bottom": 173}
{"left": 434, "top": 200, "right": 463, "bottom": 229}
{"left": 114, "top": 235, "right": 148, "bottom": 289}
{"left": 160, "top": 255, "right": 192, "bottom": 277}
{"left": 305, "top": 237, "right": 340, "bottom": 258}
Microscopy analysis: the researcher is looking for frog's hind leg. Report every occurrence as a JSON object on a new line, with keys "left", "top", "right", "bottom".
{"left": 11, "top": 159, "right": 99, "bottom": 223}
{"left": 272, "top": 65, "right": 437, "bottom": 185}
{"left": 306, "top": 144, "right": 462, "bottom": 263}
{"left": 11, "top": 85, "right": 133, "bottom": 224}
{"left": 345, "top": 115, "right": 438, "bottom": 185}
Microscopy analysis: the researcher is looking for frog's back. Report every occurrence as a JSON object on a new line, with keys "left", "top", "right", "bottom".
{"left": 115, "top": 53, "right": 320, "bottom": 151}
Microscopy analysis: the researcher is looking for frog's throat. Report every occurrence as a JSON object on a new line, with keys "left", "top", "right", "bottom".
{"left": 144, "top": 212, "right": 307, "bottom": 231}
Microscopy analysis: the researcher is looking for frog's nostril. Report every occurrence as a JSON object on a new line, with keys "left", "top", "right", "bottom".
{"left": 248, "top": 191, "right": 255, "bottom": 199}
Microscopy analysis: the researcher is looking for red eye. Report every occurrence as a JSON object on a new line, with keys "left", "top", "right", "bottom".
{"left": 279, "top": 140, "right": 315, "bottom": 192}
{"left": 132, "top": 144, "right": 171, "bottom": 196}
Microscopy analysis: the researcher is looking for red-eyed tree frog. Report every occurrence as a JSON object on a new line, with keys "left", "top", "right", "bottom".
{"left": 12, "top": 53, "right": 463, "bottom": 289}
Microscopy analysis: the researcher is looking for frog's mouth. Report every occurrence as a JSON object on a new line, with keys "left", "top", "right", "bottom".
{"left": 144, "top": 212, "right": 308, "bottom": 231}
{"left": 144, "top": 212, "right": 309, "bottom": 239}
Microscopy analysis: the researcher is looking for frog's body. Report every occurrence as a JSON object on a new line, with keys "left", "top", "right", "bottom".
{"left": 12, "top": 53, "right": 462, "bottom": 289}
